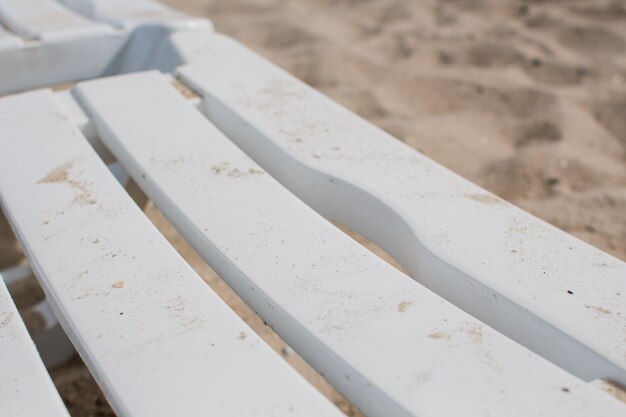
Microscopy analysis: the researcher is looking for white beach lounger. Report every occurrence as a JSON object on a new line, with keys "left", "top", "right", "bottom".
{"left": 0, "top": 1, "right": 624, "bottom": 416}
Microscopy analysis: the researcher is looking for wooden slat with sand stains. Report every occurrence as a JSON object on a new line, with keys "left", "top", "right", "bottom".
{"left": 172, "top": 31, "right": 626, "bottom": 385}
{"left": 75, "top": 71, "right": 626, "bottom": 417}
{"left": 0, "top": 89, "right": 343, "bottom": 417}
{"left": 0, "top": 0, "right": 111, "bottom": 39}
{"left": 0, "top": 277, "right": 70, "bottom": 417}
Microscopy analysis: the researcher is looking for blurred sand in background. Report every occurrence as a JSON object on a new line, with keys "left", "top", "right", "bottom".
{"left": 1, "top": 0, "right": 625, "bottom": 415}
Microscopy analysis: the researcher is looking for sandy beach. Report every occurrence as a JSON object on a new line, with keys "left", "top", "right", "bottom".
{"left": 1, "top": 0, "right": 625, "bottom": 415}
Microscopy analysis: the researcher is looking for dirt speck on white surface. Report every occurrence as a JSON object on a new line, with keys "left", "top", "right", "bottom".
{"left": 397, "top": 300, "right": 413, "bottom": 313}
{"left": 37, "top": 162, "right": 72, "bottom": 184}
{"left": 585, "top": 304, "right": 612, "bottom": 315}
{"left": 428, "top": 331, "right": 450, "bottom": 341}
{"left": 112, "top": 280, "right": 125, "bottom": 289}
{"left": 171, "top": 77, "right": 201, "bottom": 99}
{"left": 592, "top": 379, "right": 626, "bottom": 403}
{"left": 37, "top": 161, "right": 97, "bottom": 207}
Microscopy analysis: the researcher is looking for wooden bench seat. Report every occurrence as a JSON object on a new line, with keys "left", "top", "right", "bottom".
{"left": 0, "top": 0, "right": 112, "bottom": 39}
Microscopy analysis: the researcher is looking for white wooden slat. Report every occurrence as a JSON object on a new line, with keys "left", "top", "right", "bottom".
{"left": 0, "top": 21, "right": 11, "bottom": 36}
{"left": 0, "top": 0, "right": 126, "bottom": 95}
{"left": 75, "top": 71, "right": 626, "bottom": 417}
{"left": 0, "top": 33, "right": 126, "bottom": 95}
{"left": 0, "top": 36, "right": 125, "bottom": 96}
{"left": 60, "top": 0, "right": 211, "bottom": 30}
{"left": 56, "top": 90, "right": 110, "bottom": 161}
{"left": 0, "top": 89, "right": 343, "bottom": 417}
{"left": 0, "top": 22, "right": 20, "bottom": 50}
{"left": 0, "top": 276, "right": 70, "bottom": 417}
{"left": 173, "top": 32, "right": 626, "bottom": 385}
{"left": 0, "top": 0, "right": 111, "bottom": 40}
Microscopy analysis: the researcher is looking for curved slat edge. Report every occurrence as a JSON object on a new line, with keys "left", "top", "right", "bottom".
{"left": 173, "top": 31, "right": 626, "bottom": 385}
{"left": 75, "top": 70, "right": 626, "bottom": 417}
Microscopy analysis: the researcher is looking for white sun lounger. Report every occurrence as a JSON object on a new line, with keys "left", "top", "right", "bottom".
{"left": 0, "top": 1, "right": 624, "bottom": 416}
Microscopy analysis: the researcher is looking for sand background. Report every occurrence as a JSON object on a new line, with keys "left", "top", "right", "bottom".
{"left": 1, "top": 0, "right": 625, "bottom": 415}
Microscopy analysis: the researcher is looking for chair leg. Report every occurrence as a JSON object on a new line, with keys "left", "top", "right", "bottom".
{"left": 24, "top": 299, "right": 76, "bottom": 368}
{"left": 2, "top": 265, "right": 76, "bottom": 368}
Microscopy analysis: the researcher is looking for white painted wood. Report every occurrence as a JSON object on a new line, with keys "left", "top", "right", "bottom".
{"left": 60, "top": 0, "right": 211, "bottom": 30}
{"left": 0, "top": 1, "right": 207, "bottom": 95}
{"left": 0, "top": 22, "right": 20, "bottom": 50}
{"left": 0, "top": 276, "right": 70, "bottom": 417}
{"left": 55, "top": 89, "right": 91, "bottom": 133}
{"left": 56, "top": 90, "right": 103, "bottom": 155}
{"left": 0, "top": 35, "right": 126, "bottom": 94}
{"left": 0, "top": 2, "right": 126, "bottom": 95}
{"left": 173, "top": 32, "right": 626, "bottom": 386}
{"left": 75, "top": 71, "right": 626, "bottom": 417}
{"left": 0, "top": 0, "right": 111, "bottom": 40}
{"left": 0, "top": 89, "right": 343, "bottom": 417}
